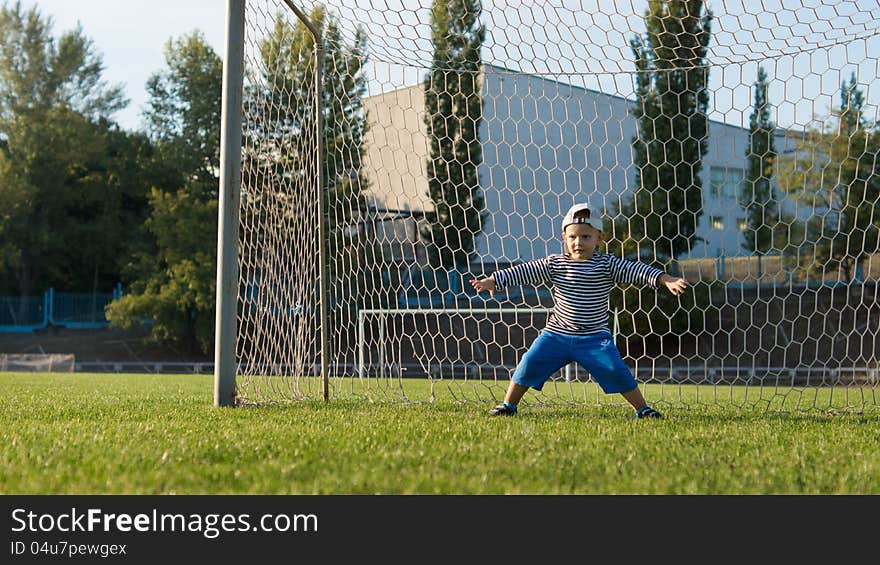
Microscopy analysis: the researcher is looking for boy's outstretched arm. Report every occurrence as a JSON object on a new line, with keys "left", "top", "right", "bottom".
{"left": 658, "top": 274, "right": 688, "bottom": 296}
{"left": 469, "top": 276, "right": 496, "bottom": 298}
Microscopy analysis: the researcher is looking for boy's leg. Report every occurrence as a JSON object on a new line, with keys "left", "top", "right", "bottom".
{"left": 573, "top": 333, "right": 662, "bottom": 418}
{"left": 489, "top": 331, "right": 570, "bottom": 416}
{"left": 621, "top": 387, "right": 648, "bottom": 411}
{"left": 621, "top": 387, "right": 662, "bottom": 418}
{"left": 488, "top": 382, "right": 529, "bottom": 416}
{"left": 503, "top": 381, "right": 530, "bottom": 404}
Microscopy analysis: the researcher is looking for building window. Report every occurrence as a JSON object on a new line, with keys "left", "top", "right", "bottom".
{"left": 710, "top": 216, "right": 724, "bottom": 230}
{"left": 737, "top": 218, "right": 748, "bottom": 231}
{"left": 710, "top": 167, "right": 744, "bottom": 199}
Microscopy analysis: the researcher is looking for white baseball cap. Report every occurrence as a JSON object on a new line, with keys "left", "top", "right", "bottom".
{"left": 561, "top": 202, "right": 604, "bottom": 232}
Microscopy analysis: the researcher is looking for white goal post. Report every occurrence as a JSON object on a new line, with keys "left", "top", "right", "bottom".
{"left": 215, "top": 0, "right": 880, "bottom": 413}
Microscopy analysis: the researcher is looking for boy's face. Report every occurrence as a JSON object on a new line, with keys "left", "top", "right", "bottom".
{"left": 563, "top": 223, "right": 602, "bottom": 261}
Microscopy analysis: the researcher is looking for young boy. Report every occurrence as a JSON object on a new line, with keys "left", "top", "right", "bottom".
{"left": 469, "top": 202, "right": 688, "bottom": 419}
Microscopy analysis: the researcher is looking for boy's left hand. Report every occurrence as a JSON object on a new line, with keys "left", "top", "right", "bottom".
{"left": 469, "top": 277, "right": 496, "bottom": 298}
{"left": 659, "top": 274, "right": 688, "bottom": 296}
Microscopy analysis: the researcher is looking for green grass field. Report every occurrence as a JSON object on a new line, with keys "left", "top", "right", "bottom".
{"left": 2, "top": 372, "right": 879, "bottom": 494}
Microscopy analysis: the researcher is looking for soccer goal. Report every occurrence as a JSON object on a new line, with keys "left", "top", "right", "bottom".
{"left": 215, "top": 0, "right": 880, "bottom": 413}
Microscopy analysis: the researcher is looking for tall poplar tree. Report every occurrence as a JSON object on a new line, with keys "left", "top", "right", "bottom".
{"left": 741, "top": 65, "right": 779, "bottom": 257}
{"left": 607, "top": 0, "right": 714, "bottom": 345}
{"left": 611, "top": 0, "right": 712, "bottom": 265}
{"left": 422, "top": 0, "right": 486, "bottom": 269}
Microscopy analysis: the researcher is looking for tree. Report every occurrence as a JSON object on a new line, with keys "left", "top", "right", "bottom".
{"left": 422, "top": 0, "right": 486, "bottom": 269}
{"left": 249, "top": 6, "right": 368, "bottom": 226}
{"left": 106, "top": 188, "right": 217, "bottom": 353}
{"left": 740, "top": 65, "right": 780, "bottom": 257}
{"left": 106, "top": 32, "right": 222, "bottom": 354}
{"left": 777, "top": 73, "right": 880, "bottom": 281}
{"left": 143, "top": 30, "right": 223, "bottom": 198}
{"left": 0, "top": 1, "right": 136, "bottom": 297}
{"left": 839, "top": 72, "right": 866, "bottom": 134}
{"left": 239, "top": 5, "right": 377, "bottom": 360}
{"left": 33, "top": 117, "right": 157, "bottom": 294}
{"left": 605, "top": 0, "right": 714, "bottom": 350}
{"left": 610, "top": 0, "right": 712, "bottom": 265}
{"left": 0, "top": 2, "right": 126, "bottom": 120}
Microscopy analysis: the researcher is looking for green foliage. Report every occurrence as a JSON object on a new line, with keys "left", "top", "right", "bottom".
{"left": 107, "top": 32, "right": 222, "bottom": 354}
{"left": 144, "top": 30, "right": 223, "bottom": 197}
{"left": 422, "top": 0, "right": 486, "bottom": 268}
{"left": 252, "top": 7, "right": 369, "bottom": 224}
{"left": 244, "top": 5, "right": 378, "bottom": 348}
{"left": 107, "top": 188, "right": 217, "bottom": 353}
{"left": 0, "top": 2, "right": 126, "bottom": 119}
{"left": 606, "top": 0, "right": 712, "bottom": 339}
{"left": 609, "top": 280, "right": 722, "bottom": 349}
{"left": 741, "top": 66, "right": 781, "bottom": 256}
{"left": 777, "top": 74, "right": 880, "bottom": 281}
{"left": 0, "top": 2, "right": 148, "bottom": 296}
{"left": 610, "top": 0, "right": 712, "bottom": 265}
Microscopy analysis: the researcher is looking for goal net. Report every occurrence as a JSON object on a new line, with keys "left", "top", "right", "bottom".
{"left": 226, "top": 0, "right": 880, "bottom": 413}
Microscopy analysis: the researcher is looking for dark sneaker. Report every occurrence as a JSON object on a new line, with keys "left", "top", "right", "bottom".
{"left": 636, "top": 406, "right": 663, "bottom": 419}
{"left": 489, "top": 404, "right": 516, "bottom": 416}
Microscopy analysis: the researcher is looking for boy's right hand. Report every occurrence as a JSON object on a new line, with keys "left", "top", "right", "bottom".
{"left": 659, "top": 274, "right": 688, "bottom": 296}
{"left": 469, "top": 277, "right": 496, "bottom": 298}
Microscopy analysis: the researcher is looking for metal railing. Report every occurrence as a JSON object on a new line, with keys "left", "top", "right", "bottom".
{"left": 0, "top": 284, "right": 123, "bottom": 332}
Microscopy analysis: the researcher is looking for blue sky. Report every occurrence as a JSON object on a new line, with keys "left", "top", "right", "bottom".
{"left": 13, "top": 0, "right": 880, "bottom": 132}
{"left": 17, "top": 0, "right": 227, "bottom": 131}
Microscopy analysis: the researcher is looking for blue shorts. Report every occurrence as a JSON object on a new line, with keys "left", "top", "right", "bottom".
{"left": 512, "top": 330, "right": 638, "bottom": 394}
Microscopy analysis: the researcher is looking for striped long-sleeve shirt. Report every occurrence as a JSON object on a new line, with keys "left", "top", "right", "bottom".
{"left": 493, "top": 252, "right": 666, "bottom": 336}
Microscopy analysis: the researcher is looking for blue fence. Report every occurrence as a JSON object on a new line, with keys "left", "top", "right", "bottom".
{"left": 0, "top": 284, "right": 123, "bottom": 333}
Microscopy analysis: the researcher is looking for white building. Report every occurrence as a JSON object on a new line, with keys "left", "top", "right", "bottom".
{"left": 361, "top": 64, "right": 796, "bottom": 270}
